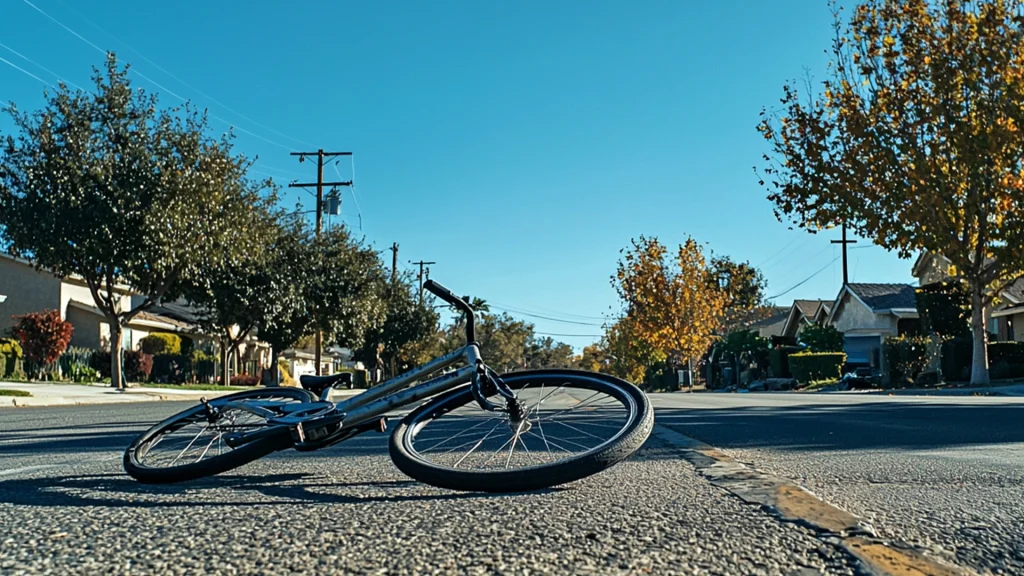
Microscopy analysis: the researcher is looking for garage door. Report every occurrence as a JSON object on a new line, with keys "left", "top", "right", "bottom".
{"left": 844, "top": 335, "right": 880, "bottom": 365}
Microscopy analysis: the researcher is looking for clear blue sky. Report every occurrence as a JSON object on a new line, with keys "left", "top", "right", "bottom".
{"left": 0, "top": 0, "right": 916, "bottom": 346}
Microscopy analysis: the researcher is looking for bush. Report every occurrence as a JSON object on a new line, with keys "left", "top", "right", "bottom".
{"left": 916, "top": 281, "right": 970, "bottom": 338}
{"left": 769, "top": 346, "right": 804, "bottom": 378}
{"left": 884, "top": 336, "right": 931, "bottom": 387}
{"left": 276, "top": 360, "right": 296, "bottom": 387}
{"left": 192, "top": 351, "right": 216, "bottom": 383}
{"left": 12, "top": 310, "right": 74, "bottom": 368}
{"left": 338, "top": 367, "right": 369, "bottom": 389}
{"left": 0, "top": 338, "right": 24, "bottom": 359}
{"left": 799, "top": 324, "right": 844, "bottom": 353}
{"left": 789, "top": 352, "right": 846, "bottom": 383}
{"left": 91, "top": 350, "right": 153, "bottom": 382}
{"left": 140, "top": 333, "right": 182, "bottom": 356}
{"left": 230, "top": 373, "right": 260, "bottom": 387}
{"left": 124, "top": 351, "right": 153, "bottom": 382}
{"left": 151, "top": 353, "right": 190, "bottom": 384}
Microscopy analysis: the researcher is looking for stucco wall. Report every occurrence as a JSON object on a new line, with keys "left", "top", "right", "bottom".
{"left": 0, "top": 257, "right": 62, "bottom": 335}
{"left": 831, "top": 293, "right": 899, "bottom": 335}
{"left": 66, "top": 306, "right": 105, "bottom": 350}
{"left": 917, "top": 256, "right": 952, "bottom": 286}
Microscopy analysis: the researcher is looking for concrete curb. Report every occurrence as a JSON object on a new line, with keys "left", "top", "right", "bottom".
{"left": 652, "top": 425, "right": 976, "bottom": 576}
{"left": 1, "top": 386, "right": 363, "bottom": 408}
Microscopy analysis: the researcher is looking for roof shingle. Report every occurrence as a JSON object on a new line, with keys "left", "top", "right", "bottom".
{"left": 847, "top": 283, "right": 917, "bottom": 311}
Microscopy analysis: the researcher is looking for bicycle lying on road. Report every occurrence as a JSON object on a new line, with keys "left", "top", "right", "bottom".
{"left": 124, "top": 281, "right": 654, "bottom": 492}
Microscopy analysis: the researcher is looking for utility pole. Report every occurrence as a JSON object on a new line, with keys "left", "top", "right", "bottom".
{"left": 831, "top": 224, "right": 858, "bottom": 287}
{"left": 290, "top": 149, "right": 353, "bottom": 375}
{"left": 389, "top": 243, "right": 399, "bottom": 290}
{"left": 410, "top": 259, "right": 436, "bottom": 304}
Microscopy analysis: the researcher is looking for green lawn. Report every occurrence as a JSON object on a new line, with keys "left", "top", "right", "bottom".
{"left": 0, "top": 389, "right": 32, "bottom": 397}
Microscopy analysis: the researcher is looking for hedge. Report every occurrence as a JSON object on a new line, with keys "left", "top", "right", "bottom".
{"left": 90, "top": 350, "right": 153, "bottom": 382}
{"left": 940, "top": 339, "right": 1024, "bottom": 381}
{"left": 789, "top": 352, "right": 846, "bottom": 383}
{"left": 139, "top": 333, "right": 182, "bottom": 356}
{"left": 883, "top": 336, "right": 931, "bottom": 387}
{"left": 769, "top": 346, "right": 804, "bottom": 378}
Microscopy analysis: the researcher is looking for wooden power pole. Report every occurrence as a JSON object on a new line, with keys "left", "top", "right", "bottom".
{"left": 289, "top": 149, "right": 353, "bottom": 375}
{"left": 831, "top": 223, "right": 858, "bottom": 286}
{"left": 410, "top": 259, "right": 436, "bottom": 304}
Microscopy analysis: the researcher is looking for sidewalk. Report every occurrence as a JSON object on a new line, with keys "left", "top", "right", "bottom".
{"left": 0, "top": 382, "right": 362, "bottom": 408}
{"left": 838, "top": 382, "right": 1024, "bottom": 398}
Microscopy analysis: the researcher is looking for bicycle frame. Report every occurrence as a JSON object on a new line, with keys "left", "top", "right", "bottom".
{"left": 224, "top": 343, "right": 485, "bottom": 447}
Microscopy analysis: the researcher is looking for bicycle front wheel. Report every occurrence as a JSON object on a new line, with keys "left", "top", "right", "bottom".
{"left": 124, "top": 387, "right": 314, "bottom": 484}
{"left": 389, "top": 370, "right": 653, "bottom": 492}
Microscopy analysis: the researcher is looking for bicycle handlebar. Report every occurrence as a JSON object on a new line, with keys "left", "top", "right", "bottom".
{"left": 424, "top": 280, "right": 476, "bottom": 343}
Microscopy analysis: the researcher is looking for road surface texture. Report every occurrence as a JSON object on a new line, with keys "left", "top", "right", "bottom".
{"left": 656, "top": 393, "right": 1024, "bottom": 576}
{"left": 0, "top": 401, "right": 859, "bottom": 575}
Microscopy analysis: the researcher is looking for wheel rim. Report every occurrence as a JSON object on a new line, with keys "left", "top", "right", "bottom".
{"left": 133, "top": 390, "right": 309, "bottom": 469}
{"left": 405, "top": 373, "right": 637, "bottom": 473}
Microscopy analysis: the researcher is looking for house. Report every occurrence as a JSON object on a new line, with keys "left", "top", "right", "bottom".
{"left": 827, "top": 283, "right": 919, "bottom": 367}
{"left": 0, "top": 253, "right": 267, "bottom": 376}
{"left": 0, "top": 252, "right": 187, "bottom": 351}
{"left": 745, "top": 306, "right": 789, "bottom": 338}
{"left": 781, "top": 300, "right": 833, "bottom": 339}
{"left": 280, "top": 347, "right": 356, "bottom": 381}
{"left": 911, "top": 250, "right": 1024, "bottom": 342}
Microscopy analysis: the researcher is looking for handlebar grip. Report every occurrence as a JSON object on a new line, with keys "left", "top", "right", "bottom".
{"left": 424, "top": 279, "right": 459, "bottom": 305}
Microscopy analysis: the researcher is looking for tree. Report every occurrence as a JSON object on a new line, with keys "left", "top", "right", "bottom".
{"left": 799, "top": 324, "right": 845, "bottom": 353}
{"left": 613, "top": 236, "right": 729, "bottom": 369}
{"left": 757, "top": 0, "right": 1024, "bottom": 384}
{"left": 576, "top": 343, "right": 609, "bottom": 372}
{"left": 308, "top": 226, "right": 388, "bottom": 352}
{"left": 710, "top": 256, "right": 771, "bottom": 331}
{"left": 0, "top": 56, "right": 267, "bottom": 389}
{"left": 443, "top": 310, "right": 534, "bottom": 373}
{"left": 11, "top": 310, "right": 73, "bottom": 378}
{"left": 183, "top": 202, "right": 282, "bottom": 386}
{"left": 525, "top": 337, "right": 576, "bottom": 370}
{"left": 600, "top": 317, "right": 666, "bottom": 384}
{"left": 355, "top": 271, "right": 440, "bottom": 376}
{"left": 257, "top": 216, "right": 315, "bottom": 386}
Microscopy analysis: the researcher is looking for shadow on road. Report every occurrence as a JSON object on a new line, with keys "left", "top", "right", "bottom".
{"left": 0, "top": 472, "right": 558, "bottom": 509}
{"left": 652, "top": 401, "right": 1024, "bottom": 452}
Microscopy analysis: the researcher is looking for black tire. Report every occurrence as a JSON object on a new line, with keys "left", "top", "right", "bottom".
{"left": 124, "top": 387, "right": 315, "bottom": 484}
{"left": 389, "top": 369, "right": 654, "bottom": 492}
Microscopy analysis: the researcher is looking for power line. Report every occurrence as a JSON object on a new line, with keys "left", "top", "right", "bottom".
{"left": 488, "top": 305, "right": 604, "bottom": 327}
{"left": 755, "top": 236, "right": 802, "bottom": 269}
{"left": 768, "top": 256, "right": 841, "bottom": 300}
{"left": 50, "top": 0, "right": 316, "bottom": 149}
{"left": 333, "top": 162, "right": 363, "bottom": 229}
{"left": 0, "top": 40, "right": 84, "bottom": 90}
{"left": 535, "top": 332, "right": 603, "bottom": 338}
{"left": 21, "top": 0, "right": 297, "bottom": 152}
{"left": 486, "top": 300, "right": 609, "bottom": 322}
{"left": 0, "top": 54, "right": 50, "bottom": 86}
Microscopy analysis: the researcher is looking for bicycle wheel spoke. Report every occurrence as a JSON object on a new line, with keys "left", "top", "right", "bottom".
{"left": 419, "top": 416, "right": 502, "bottom": 452}
{"left": 504, "top": 420, "right": 528, "bottom": 469}
{"left": 453, "top": 422, "right": 504, "bottom": 468}
{"left": 170, "top": 425, "right": 209, "bottom": 465}
{"left": 546, "top": 419, "right": 609, "bottom": 442}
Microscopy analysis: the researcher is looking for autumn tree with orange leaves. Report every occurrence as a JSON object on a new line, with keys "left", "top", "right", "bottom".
{"left": 612, "top": 236, "right": 729, "bottom": 375}
{"left": 757, "top": 0, "right": 1024, "bottom": 384}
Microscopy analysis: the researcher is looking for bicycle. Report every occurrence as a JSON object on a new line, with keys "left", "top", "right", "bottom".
{"left": 123, "top": 281, "right": 654, "bottom": 492}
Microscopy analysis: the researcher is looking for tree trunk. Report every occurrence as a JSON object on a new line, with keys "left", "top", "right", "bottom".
{"left": 220, "top": 339, "right": 230, "bottom": 386}
{"left": 970, "top": 283, "right": 990, "bottom": 385}
{"left": 267, "top": 349, "right": 280, "bottom": 387}
{"left": 111, "top": 322, "right": 124, "bottom": 390}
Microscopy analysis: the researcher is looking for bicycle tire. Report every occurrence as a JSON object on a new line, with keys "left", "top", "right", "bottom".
{"left": 389, "top": 369, "right": 654, "bottom": 492}
{"left": 124, "top": 387, "right": 314, "bottom": 484}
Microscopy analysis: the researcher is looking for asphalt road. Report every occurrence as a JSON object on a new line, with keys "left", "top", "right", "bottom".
{"left": 1, "top": 393, "right": 1022, "bottom": 575}
{"left": 655, "top": 393, "right": 1024, "bottom": 576}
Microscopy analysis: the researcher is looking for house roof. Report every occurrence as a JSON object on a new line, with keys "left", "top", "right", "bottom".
{"left": 794, "top": 299, "right": 831, "bottom": 318}
{"left": 846, "top": 283, "right": 918, "bottom": 311}
{"left": 745, "top": 307, "right": 789, "bottom": 329}
{"left": 149, "top": 301, "right": 203, "bottom": 325}
{"left": 67, "top": 300, "right": 194, "bottom": 332}
{"left": 1001, "top": 278, "right": 1024, "bottom": 304}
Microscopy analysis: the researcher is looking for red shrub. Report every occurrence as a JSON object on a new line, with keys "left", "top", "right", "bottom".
{"left": 230, "top": 373, "right": 260, "bottom": 387}
{"left": 12, "top": 310, "right": 74, "bottom": 366}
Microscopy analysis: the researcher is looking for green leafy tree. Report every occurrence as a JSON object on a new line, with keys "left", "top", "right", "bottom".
{"left": 757, "top": 0, "right": 1024, "bottom": 384}
{"left": 525, "top": 337, "right": 576, "bottom": 370}
{"left": 799, "top": 324, "right": 845, "bottom": 353}
{"left": 355, "top": 271, "right": 440, "bottom": 375}
{"left": 0, "top": 56, "right": 267, "bottom": 389}
{"left": 443, "top": 310, "right": 534, "bottom": 373}
{"left": 710, "top": 256, "right": 770, "bottom": 331}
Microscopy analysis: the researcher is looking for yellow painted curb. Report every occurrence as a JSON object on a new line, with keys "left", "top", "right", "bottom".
{"left": 652, "top": 426, "right": 975, "bottom": 576}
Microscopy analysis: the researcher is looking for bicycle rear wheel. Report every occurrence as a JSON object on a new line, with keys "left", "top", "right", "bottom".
{"left": 389, "top": 370, "right": 653, "bottom": 492}
{"left": 124, "top": 387, "right": 314, "bottom": 484}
